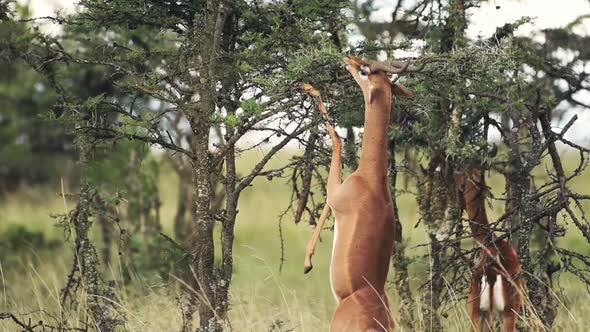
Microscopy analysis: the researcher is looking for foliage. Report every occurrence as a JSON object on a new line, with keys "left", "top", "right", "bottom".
{"left": 0, "top": 14, "right": 70, "bottom": 192}
{"left": 0, "top": 224, "right": 61, "bottom": 268}
{"left": 122, "top": 234, "right": 189, "bottom": 283}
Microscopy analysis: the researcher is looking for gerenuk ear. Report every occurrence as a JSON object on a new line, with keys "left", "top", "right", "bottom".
{"left": 391, "top": 83, "right": 413, "bottom": 97}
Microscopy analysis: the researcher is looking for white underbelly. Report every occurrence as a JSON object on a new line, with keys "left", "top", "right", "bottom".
{"left": 330, "top": 219, "right": 339, "bottom": 303}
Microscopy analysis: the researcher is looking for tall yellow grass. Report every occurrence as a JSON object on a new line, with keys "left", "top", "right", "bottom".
{"left": 0, "top": 149, "right": 588, "bottom": 331}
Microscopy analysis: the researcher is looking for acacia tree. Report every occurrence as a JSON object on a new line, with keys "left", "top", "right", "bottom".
{"left": 3, "top": 0, "right": 352, "bottom": 330}
{"left": 285, "top": 0, "right": 590, "bottom": 330}
{"left": 336, "top": 1, "right": 590, "bottom": 330}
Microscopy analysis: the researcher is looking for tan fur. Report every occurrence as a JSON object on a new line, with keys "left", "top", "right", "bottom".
{"left": 303, "top": 57, "right": 412, "bottom": 331}
{"left": 456, "top": 169, "right": 523, "bottom": 332}
{"left": 326, "top": 56, "right": 404, "bottom": 331}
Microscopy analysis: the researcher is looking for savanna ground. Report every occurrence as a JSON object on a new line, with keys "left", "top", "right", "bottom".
{"left": 1, "top": 149, "right": 588, "bottom": 331}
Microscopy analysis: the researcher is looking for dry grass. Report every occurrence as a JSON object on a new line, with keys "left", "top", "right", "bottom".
{"left": 0, "top": 149, "right": 589, "bottom": 331}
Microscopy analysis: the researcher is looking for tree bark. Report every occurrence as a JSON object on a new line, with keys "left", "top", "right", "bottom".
{"left": 191, "top": 133, "right": 216, "bottom": 331}
{"left": 187, "top": 1, "right": 227, "bottom": 330}
{"left": 417, "top": 1, "right": 467, "bottom": 328}
{"left": 417, "top": 166, "right": 443, "bottom": 332}
{"left": 388, "top": 140, "right": 414, "bottom": 328}
{"left": 217, "top": 106, "right": 237, "bottom": 323}
{"left": 174, "top": 178, "right": 191, "bottom": 243}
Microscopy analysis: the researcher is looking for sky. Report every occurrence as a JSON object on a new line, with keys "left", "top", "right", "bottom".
{"left": 22, "top": 0, "right": 590, "bottom": 146}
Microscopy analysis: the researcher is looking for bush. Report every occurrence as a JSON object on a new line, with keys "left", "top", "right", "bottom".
{"left": 0, "top": 224, "right": 61, "bottom": 267}
{"left": 122, "top": 234, "right": 188, "bottom": 284}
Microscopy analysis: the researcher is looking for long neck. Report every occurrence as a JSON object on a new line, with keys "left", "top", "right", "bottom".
{"left": 358, "top": 88, "right": 391, "bottom": 176}
{"left": 463, "top": 170, "right": 490, "bottom": 244}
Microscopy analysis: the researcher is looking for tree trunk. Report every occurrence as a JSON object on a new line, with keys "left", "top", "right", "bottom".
{"left": 190, "top": 114, "right": 217, "bottom": 330}
{"left": 99, "top": 213, "right": 112, "bottom": 267}
{"left": 74, "top": 187, "right": 102, "bottom": 321}
{"left": 217, "top": 111, "right": 237, "bottom": 323}
{"left": 295, "top": 130, "right": 318, "bottom": 224}
{"left": 187, "top": 1, "right": 227, "bottom": 330}
{"left": 388, "top": 140, "right": 414, "bottom": 328}
{"left": 64, "top": 186, "right": 123, "bottom": 331}
{"left": 417, "top": 167, "right": 444, "bottom": 332}
{"left": 174, "top": 179, "right": 191, "bottom": 243}
{"left": 94, "top": 193, "right": 113, "bottom": 267}
{"left": 417, "top": 2, "right": 467, "bottom": 328}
